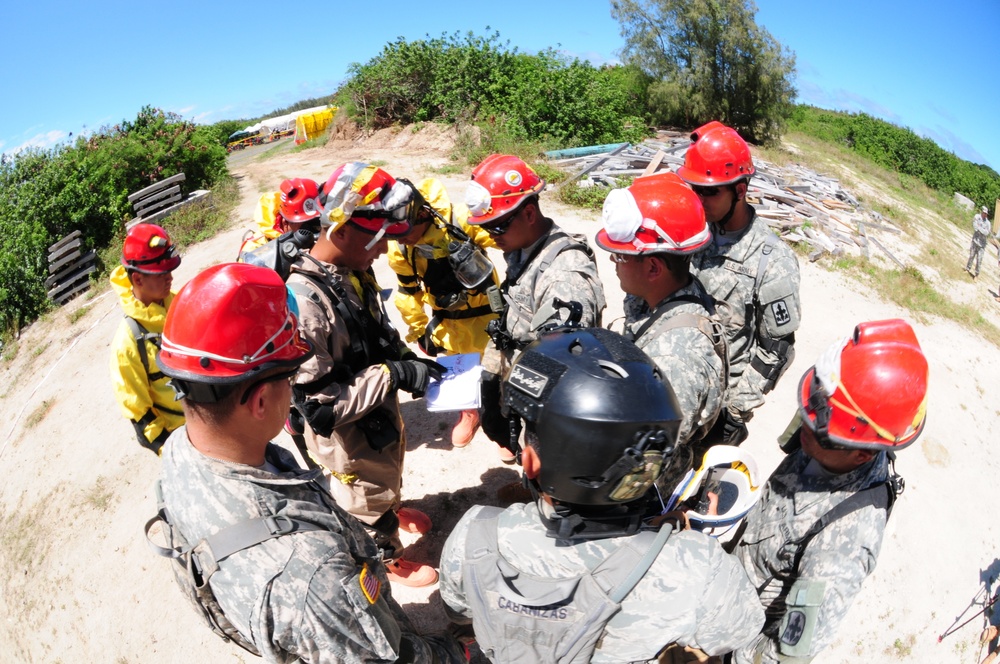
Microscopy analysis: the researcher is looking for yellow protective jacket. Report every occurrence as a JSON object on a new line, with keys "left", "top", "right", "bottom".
{"left": 237, "top": 191, "right": 282, "bottom": 257}
{"left": 108, "top": 265, "right": 184, "bottom": 454}
{"left": 387, "top": 178, "right": 499, "bottom": 356}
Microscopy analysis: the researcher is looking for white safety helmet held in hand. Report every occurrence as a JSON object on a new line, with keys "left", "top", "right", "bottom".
{"left": 663, "top": 445, "right": 761, "bottom": 536}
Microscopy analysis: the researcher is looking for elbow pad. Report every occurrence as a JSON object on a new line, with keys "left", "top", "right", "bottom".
{"left": 778, "top": 578, "right": 825, "bottom": 658}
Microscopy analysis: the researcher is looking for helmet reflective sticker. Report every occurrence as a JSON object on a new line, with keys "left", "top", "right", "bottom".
{"left": 504, "top": 169, "right": 523, "bottom": 187}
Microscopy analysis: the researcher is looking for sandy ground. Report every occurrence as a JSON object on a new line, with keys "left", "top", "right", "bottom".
{"left": 1, "top": 124, "right": 999, "bottom": 663}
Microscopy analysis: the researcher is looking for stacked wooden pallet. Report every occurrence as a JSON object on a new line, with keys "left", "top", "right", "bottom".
{"left": 47, "top": 230, "right": 97, "bottom": 305}
{"left": 125, "top": 172, "right": 212, "bottom": 230}
{"left": 547, "top": 133, "right": 906, "bottom": 266}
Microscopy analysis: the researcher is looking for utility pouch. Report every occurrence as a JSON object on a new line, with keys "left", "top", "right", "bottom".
{"left": 485, "top": 285, "right": 505, "bottom": 313}
{"left": 356, "top": 408, "right": 399, "bottom": 452}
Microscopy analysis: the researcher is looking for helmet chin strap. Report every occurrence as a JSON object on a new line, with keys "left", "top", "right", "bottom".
{"left": 714, "top": 184, "right": 740, "bottom": 235}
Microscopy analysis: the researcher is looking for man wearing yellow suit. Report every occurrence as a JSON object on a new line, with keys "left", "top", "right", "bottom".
{"left": 387, "top": 178, "right": 500, "bottom": 448}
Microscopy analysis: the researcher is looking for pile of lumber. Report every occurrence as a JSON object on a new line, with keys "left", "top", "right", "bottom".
{"left": 546, "top": 133, "right": 907, "bottom": 266}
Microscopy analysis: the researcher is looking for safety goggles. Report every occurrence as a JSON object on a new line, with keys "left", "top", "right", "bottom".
{"left": 162, "top": 313, "right": 302, "bottom": 368}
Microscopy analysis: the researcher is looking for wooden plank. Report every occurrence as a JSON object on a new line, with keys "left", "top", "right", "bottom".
{"left": 558, "top": 143, "right": 632, "bottom": 190}
{"left": 46, "top": 251, "right": 95, "bottom": 286}
{"left": 52, "top": 279, "right": 92, "bottom": 305}
{"left": 48, "top": 248, "right": 81, "bottom": 274}
{"left": 858, "top": 221, "right": 871, "bottom": 260}
{"left": 127, "top": 173, "right": 186, "bottom": 204}
{"left": 640, "top": 150, "right": 666, "bottom": 177}
{"left": 47, "top": 230, "right": 81, "bottom": 254}
{"left": 869, "top": 236, "right": 905, "bottom": 269}
{"left": 48, "top": 238, "right": 81, "bottom": 262}
{"left": 135, "top": 193, "right": 183, "bottom": 217}
{"left": 47, "top": 264, "right": 97, "bottom": 300}
{"left": 131, "top": 184, "right": 181, "bottom": 211}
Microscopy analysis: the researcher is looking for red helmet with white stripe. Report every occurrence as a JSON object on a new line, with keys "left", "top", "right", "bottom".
{"left": 595, "top": 172, "right": 710, "bottom": 256}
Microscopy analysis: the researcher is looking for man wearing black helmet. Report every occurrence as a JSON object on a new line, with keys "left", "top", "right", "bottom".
{"left": 439, "top": 327, "right": 763, "bottom": 663}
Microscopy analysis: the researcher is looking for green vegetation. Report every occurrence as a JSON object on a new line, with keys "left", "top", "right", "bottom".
{"left": 345, "top": 31, "right": 652, "bottom": 150}
{"left": 0, "top": 106, "right": 227, "bottom": 335}
{"left": 789, "top": 106, "right": 1000, "bottom": 213}
{"left": 611, "top": 0, "right": 795, "bottom": 143}
{"left": 24, "top": 399, "right": 55, "bottom": 429}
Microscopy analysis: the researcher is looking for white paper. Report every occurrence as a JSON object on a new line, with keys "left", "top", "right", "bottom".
{"left": 424, "top": 353, "right": 483, "bottom": 412}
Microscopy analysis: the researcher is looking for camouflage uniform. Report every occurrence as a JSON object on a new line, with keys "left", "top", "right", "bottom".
{"left": 440, "top": 502, "right": 764, "bottom": 662}
{"left": 625, "top": 279, "right": 725, "bottom": 447}
{"left": 158, "top": 428, "right": 465, "bottom": 663}
{"left": 733, "top": 439, "right": 891, "bottom": 663}
{"left": 966, "top": 211, "right": 992, "bottom": 277}
{"left": 287, "top": 257, "right": 408, "bottom": 557}
{"left": 480, "top": 224, "right": 605, "bottom": 444}
{"left": 691, "top": 210, "right": 800, "bottom": 419}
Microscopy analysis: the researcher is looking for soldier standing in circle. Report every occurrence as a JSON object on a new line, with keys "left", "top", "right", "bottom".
{"left": 155, "top": 263, "right": 466, "bottom": 662}
{"left": 286, "top": 162, "right": 445, "bottom": 587}
{"left": 732, "top": 319, "right": 928, "bottom": 663}
{"left": 595, "top": 172, "right": 727, "bottom": 467}
{"left": 439, "top": 327, "right": 763, "bottom": 663}
{"left": 464, "top": 154, "right": 605, "bottom": 462}
{"left": 678, "top": 121, "right": 801, "bottom": 445}
{"left": 109, "top": 223, "right": 184, "bottom": 455}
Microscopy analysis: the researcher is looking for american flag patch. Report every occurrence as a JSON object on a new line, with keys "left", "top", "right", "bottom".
{"left": 359, "top": 563, "right": 381, "bottom": 604}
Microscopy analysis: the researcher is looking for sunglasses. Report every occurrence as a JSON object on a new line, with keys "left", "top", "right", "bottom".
{"left": 482, "top": 210, "right": 520, "bottom": 237}
{"left": 692, "top": 185, "right": 723, "bottom": 198}
{"left": 610, "top": 253, "right": 636, "bottom": 264}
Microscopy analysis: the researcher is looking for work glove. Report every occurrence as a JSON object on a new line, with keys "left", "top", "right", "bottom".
{"left": 385, "top": 358, "right": 446, "bottom": 397}
{"left": 417, "top": 328, "right": 442, "bottom": 357}
{"left": 722, "top": 407, "right": 750, "bottom": 446}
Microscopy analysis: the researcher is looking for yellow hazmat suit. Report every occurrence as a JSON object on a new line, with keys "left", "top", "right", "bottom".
{"left": 387, "top": 179, "right": 499, "bottom": 356}
{"left": 237, "top": 191, "right": 283, "bottom": 257}
{"left": 108, "top": 265, "right": 184, "bottom": 453}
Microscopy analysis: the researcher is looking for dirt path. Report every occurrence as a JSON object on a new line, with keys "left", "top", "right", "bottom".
{"left": 0, "top": 124, "right": 997, "bottom": 662}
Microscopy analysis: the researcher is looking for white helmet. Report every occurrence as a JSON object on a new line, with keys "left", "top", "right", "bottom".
{"left": 982, "top": 205, "right": 989, "bottom": 214}
{"left": 663, "top": 446, "right": 761, "bottom": 536}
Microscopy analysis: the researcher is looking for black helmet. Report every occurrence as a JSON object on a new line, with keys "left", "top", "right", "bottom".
{"left": 504, "top": 328, "right": 681, "bottom": 536}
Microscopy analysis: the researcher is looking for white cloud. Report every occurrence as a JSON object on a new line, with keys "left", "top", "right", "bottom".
{"left": 8, "top": 130, "right": 69, "bottom": 154}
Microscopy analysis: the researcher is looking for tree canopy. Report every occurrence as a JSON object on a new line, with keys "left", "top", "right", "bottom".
{"left": 611, "top": 0, "right": 796, "bottom": 143}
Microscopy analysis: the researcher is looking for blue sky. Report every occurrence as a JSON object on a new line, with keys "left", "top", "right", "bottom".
{"left": 2, "top": 0, "right": 998, "bottom": 172}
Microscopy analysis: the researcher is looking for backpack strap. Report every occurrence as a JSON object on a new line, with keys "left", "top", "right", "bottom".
{"left": 606, "top": 523, "right": 674, "bottom": 603}
{"left": 789, "top": 474, "right": 900, "bottom": 574}
{"left": 124, "top": 316, "right": 164, "bottom": 381}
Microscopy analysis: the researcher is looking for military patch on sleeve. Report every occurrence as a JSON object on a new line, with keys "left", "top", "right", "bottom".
{"left": 359, "top": 563, "right": 381, "bottom": 604}
{"left": 780, "top": 610, "right": 806, "bottom": 645}
{"left": 771, "top": 299, "right": 791, "bottom": 326}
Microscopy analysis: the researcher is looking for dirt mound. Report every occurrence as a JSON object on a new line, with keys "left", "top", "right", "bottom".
{"left": 326, "top": 117, "right": 475, "bottom": 156}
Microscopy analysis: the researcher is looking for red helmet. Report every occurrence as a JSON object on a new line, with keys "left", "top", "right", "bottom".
{"left": 320, "top": 162, "right": 413, "bottom": 239}
{"left": 799, "top": 319, "right": 928, "bottom": 451}
{"left": 122, "top": 223, "right": 181, "bottom": 274}
{"left": 677, "top": 121, "right": 755, "bottom": 187}
{"left": 465, "top": 154, "right": 545, "bottom": 225}
{"left": 279, "top": 178, "right": 323, "bottom": 223}
{"left": 595, "top": 172, "right": 710, "bottom": 255}
{"left": 157, "top": 263, "right": 313, "bottom": 401}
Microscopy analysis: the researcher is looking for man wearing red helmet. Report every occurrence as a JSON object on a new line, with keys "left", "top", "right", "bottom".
{"left": 286, "top": 162, "right": 444, "bottom": 587}
{"left": 731, "top": 319, "right": 928, "bottom": 664}
{"left": 678, "top": 121, "right": 801, "bottom": 445}
{"left": 596, "top": 172, "right": 727, "bottom": 459}
{"left": 108, "top": 222, "right": 184, "bottom": 455}
{"left": 465, "top": 154, "right": 605, "bottom": 461}
{"left": 154, "top": 263, "right": 466, "bottom": 662}
{"left": 237, "top": 178, "right": 324, "bottom": 257}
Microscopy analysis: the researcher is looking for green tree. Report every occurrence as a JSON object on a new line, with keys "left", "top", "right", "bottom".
{"left": 611, "top": 0, "right": 796, "bottom": 143}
